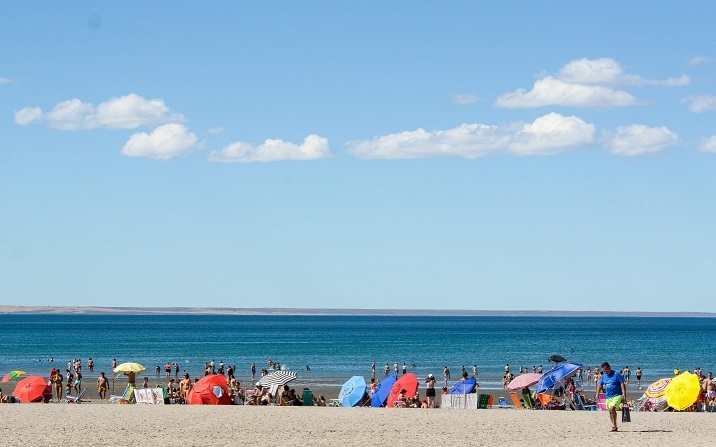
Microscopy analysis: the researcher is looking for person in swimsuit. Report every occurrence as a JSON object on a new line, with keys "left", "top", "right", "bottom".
{"left": 635, "top": 367, "right": 642, "bottom": 389}
{"left": 97, "top": 372, "right": 109, "bottom": 400}
{"left": 425, "top": 374, "right": 437, "bottom": 408}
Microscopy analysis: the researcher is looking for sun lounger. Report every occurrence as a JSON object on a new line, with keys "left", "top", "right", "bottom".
{"left": 65, "top": 388, "right": 87, "bottom": 403}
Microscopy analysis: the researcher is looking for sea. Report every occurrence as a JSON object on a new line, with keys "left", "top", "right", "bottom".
{"left": 1, "top": 314, "right": 713, "bottom": 390}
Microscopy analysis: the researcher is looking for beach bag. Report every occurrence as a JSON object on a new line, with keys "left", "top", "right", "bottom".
{"left": 621, "top": 405, "right": 631, "bottom": 422}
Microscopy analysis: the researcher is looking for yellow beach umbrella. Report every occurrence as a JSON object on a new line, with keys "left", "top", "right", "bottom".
{"left": 664, "top": 371, "right": 700, "bottom": 410}
{"left": 113, "top": 362, "right": 146, "bottom": 374}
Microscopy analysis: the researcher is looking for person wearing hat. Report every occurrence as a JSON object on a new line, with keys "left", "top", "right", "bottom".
{"left": 425, "top": 373, "right": 437, "bottom": 408}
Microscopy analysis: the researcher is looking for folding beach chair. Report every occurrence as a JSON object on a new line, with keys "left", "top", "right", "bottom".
{"left": 65, "top": 388, "right": 87, "bottom": 403}
{"left": 478, "top": 394, "right": 492, "bottom": 409}
{"left": 497, "top": 397, "right": 513, "bottom": 408}
{"left": 509, "top": 392, "right": 524, "bottom": 409}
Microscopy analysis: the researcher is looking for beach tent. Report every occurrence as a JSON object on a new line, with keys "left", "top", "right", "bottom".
{"left": 387, "top": 373, "right": 418, "bottom": 408}
{"left": 536, "top": 363, "right": 582, "bottom": 394}
{"left": 449, "top": 378, "right": 477, "bottom": 394}
{"left": 370, "top": 375, "right": 397, "bottom": 407}
{"left": 186, "top": 374, "right": 230, "bottom": 405}
{"left": 13, "top": 375, "right": 50, "bottom": 403}
{"left": 338, "top": 376, "right": 367, "bottom": 407}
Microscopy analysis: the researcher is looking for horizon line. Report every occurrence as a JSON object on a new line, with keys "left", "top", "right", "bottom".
{"left": 1, "top": 305, "right": 714, "bottom": 318}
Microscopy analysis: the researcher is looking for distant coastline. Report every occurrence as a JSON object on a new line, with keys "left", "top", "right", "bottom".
{"left": 1, "top": 305, "right": 714, "bottom": 318}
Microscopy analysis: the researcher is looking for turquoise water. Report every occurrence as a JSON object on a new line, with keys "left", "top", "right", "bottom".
{"left": 1, "top": 314, "right": 713, "bottom": 389}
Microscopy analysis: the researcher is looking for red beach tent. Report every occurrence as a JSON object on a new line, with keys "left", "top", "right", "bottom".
{"left": 186, "top": 374, "right": 231, "bottom": 405}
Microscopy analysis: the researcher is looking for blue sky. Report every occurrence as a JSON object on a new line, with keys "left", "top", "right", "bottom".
{"left": 2, "top": 1, "right": 715, "bottom": 311}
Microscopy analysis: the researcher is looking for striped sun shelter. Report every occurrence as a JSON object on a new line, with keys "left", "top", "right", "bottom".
{"left": 256, "top": 370, "right": 298, "bottom": 397}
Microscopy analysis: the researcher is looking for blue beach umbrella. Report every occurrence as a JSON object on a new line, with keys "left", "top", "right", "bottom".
{"left": 339, "top": 376, "right": 367, "bottom": 407}
{"left": 370, "top": 375, "right": 397, "bottom": 407}
{"left": 536, "top": 362, "right": 582, "bottom": 394}
{"left": 449, "top": 378, "right": 477, "bottom": 394}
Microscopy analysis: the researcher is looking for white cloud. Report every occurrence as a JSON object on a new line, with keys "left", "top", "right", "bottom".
{"left": 208, "top": 134, "right": 331, "bottom": 163}
{"left": 207, "top": 126, "right": 225, "bottom": 135}
{"left": 508, "top": 113, "right": 595, "bottom": 155}
{"left": 602, "top": 125, "right": 678, "bottom": 156}
{"left": 451, "top": 94, "right": 479, "bottom": 104}
{"left": 95, "top": 94, "right": 184, "bottom": 129}
{"left": 682, "top": 95, "right": 716, "bottom": 113}
{"left": 496, "top": 57, "right": 689, "bottom": 109}
{"left": 348, "top": 113, "right": 594, "bottom": 159}
{"left": 14, "top": 107, "right": 43, "bottom": 125}
{"left": 495, "top": 76, "right": 637, "bottom": 109}
{"left": 13, "top": 94, "right": 183, "bottom": 130}
{"left": 348, "top": 124, "right": 509, "bottom": 160}
{"left": 121, "top": 124, "right": 197, "bottom": 160}
{"left": 557, "top": 57, "right": 690, "bottom": 87}
{"left": 689, "top": 56, "right": 713, "bottom": 66}
{"left": 46, "top": 99, "right": 95, "bottom": 130}
{"left": 698, "top": 136, "right": 716, "bottom": 153}
{"left": 0, "top": 77, "right": 10, "bottom": 84}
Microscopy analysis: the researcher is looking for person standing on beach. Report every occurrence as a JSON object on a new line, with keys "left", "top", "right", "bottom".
{"left": 596, "top": 362, "right": 626, "bottom": 432}
{"left": 384, "top": 364, "right": 389, "bottom": 378}
{"left": 87, "top": 358, "right": 94, "bottom": 372}
{"left": 53, "top": 370, "right": 63, "bottom": 402}
{"left": 473, "top": 365, "right": 478, "bottom": 378}
{"left": 402, "top": 363, "right": 407, "bottom": 375}
{"left": 623, "top": 366, "right": 630, "bottom": 384}
{"left": 97, "top": 372, "right": 109, "bottom": 400}
{"left": 371, "top": 361, "right": 376, "bottom": 378}
{"left": 425, "top": 374, "right": 437, "bottom": 408}
{"left": 251, "top": 363, "right": 256, "bottom": 380}
{"left": 165, "top": 362, "right": 171, "bottom": 377}
{"left": 394, "top": 362, "right": 398, "bottom": 376}
{"left": 635, "top": 367, "right": 642, "bottom": 389}
{"left": 179, "top": 373, "right": 191, "bottom": 401}
{"left": 174, "top": 362, "right": 179, "bottom": 378}
{"left": 112, "top": 359, "right": 117, "bottom": 370}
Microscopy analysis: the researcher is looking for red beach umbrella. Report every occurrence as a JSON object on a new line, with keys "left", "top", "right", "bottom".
{"left": 388, "top": 373, "right": 419, "bottom": 408}
{"left": 186, "top": 374, "right": 231, "bottom": 405}
{"left": 13, "top": 376, "right": 50, "bottom": 403}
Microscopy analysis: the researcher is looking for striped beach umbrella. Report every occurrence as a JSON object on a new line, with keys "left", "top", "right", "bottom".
{"left": 256, "top": 370, "right": 297, "bottom": 395}
{"left": 644, "top": 378, "right": 671, "bottom": 399}
{"left": 1, "top": 370, "right": 26, "bottom": 383}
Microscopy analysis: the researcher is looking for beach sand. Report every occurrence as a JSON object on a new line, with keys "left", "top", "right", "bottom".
{"left": 0, "top": 404, "right": 712, "bottom": 447}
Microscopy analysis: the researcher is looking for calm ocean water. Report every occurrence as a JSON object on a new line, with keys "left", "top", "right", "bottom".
{"left": 1, "top": 314, "right": 714, "bottom": 389}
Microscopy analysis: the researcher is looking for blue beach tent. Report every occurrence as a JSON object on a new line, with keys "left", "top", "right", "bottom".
{"left": 449, "top": 378, "right": 477, "bottom": 394}
{"left": 370, "top": 375, "right": 397, "bottom": 407}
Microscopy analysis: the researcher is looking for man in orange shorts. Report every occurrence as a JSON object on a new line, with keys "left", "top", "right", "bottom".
{"left": 596, "top": 362, "right": 626, "bottom": 432}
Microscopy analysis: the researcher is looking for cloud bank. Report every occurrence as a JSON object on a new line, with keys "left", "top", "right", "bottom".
{"left": 208, "top": 134, "right": 331, "bottom": 163}
{"left": 495, "top": 57, "right": 688, "bottom": 109}
{"left": 14, "top": 94, "right": 184, "bottom": 130}
{"left": 348, "top": 113, "right": 595, "bottom": 159}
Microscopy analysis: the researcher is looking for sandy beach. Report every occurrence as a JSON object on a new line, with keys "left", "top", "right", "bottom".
{"left": 0, "top": 404, "right": 712, "bottom": 447}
